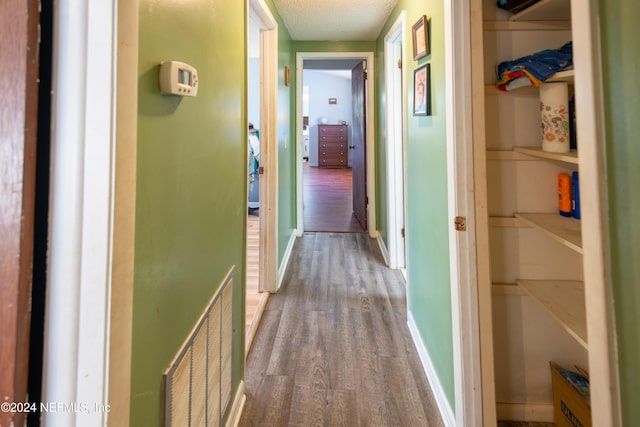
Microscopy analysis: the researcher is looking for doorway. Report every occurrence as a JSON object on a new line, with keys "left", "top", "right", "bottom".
{"left": 384, "top": 14, "right": 408, "bottom": 273}
{"left": 301, "top": 63, "right": 363, "bottom": 233}
{"left": 246, "top": 0, "right": 278, "bottom": 354}
{"left": 295, "top": 52, "right": 377, "bottom": 238}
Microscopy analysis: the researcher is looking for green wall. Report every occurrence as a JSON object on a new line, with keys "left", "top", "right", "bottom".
{"left": 599, "top": 0, "right": 640, "bottom": 423}
{"left": 376, "top": 0, "right": 454, "bottom": 409}
{"left": 131, "top": 0, "right": 247, "bottom": 424}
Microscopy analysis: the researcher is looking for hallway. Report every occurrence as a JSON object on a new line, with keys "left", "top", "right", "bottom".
{"left": 239, "top": 232, "right": 444, "bottom": 426}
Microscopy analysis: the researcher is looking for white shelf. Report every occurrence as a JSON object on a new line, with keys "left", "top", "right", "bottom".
{"left": 509, "top": 0, "right": 571, "bottom": 22}
{"left": 518, "top": 279, "right": 587, "bottom": 349}
{"left": 492, "top": 283, "right": 525, "bottom": 296}
{"left": 484, "top": 20, "right": 571, "bottom": 31}
{"left": 489, "top": 216, "right": 527, "bottom": 228}
{"left": 546, "top": 69, "right": 575, "bottom": 83}
{"left": 486, "top": 149, "right": 541, "bottom": 161}
{"left": 513, "top": 146, "right": 578, "bottom": 164}
{"left": 486, "top": 68, "right": 574, "bottom": 94}
{"left": 515, "top": 213, "right": 582, "bottom": 254}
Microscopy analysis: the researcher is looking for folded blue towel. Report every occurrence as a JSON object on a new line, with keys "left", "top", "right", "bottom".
{"left": 497, "top": 41, "right": 573, "bottom": 83}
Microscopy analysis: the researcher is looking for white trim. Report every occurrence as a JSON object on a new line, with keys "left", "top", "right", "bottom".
{"left": 407, "top": 313, "right": 456, "bottom": 427}
{"left": 495, "top": 403, "right": 554, "bottom": 422}
{"left": 277, "top": 231, "right": 297, "bottom": 291}
{"left": 44, "top": 0, "right": 116, "bottom": 425}
{"left": 572, "top": 1, "right": 621, "bottom": 425}
{"left": 295, "top": 51, "right": 377, "bottom": 238}
{"left": 383, "top": 12, "right": 407, "bottom": 270}
{"left": 249, "top": 0, "right": 278, "bottom": 294}
{"left": 375, "top": 231, "right": 390, "bottom": 267}
{"left": 225, "top": 381, "right": 246, "bottom": 427}
{"left": 469, "top": 0, "right": 497, "bottom": 424}
{"left": 444, "top": 1, "right": 483, "bottom": 426}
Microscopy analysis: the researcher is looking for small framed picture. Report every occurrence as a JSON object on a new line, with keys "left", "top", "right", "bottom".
{"left": 412, "top": 15, "right": 429, "bottom": 60}
{"left": 284, "top": 66, "right": 290, "bottom": 86}
{"left": 413, "top": 64, "right": 431, "bottom": 116}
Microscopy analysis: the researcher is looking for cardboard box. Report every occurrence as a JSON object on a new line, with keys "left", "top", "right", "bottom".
{"left": 550, "top": 362, "right": 591, "bottom": 427}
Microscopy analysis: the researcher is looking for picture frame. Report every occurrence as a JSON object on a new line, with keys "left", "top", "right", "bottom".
{"left": 413, "top": 64, "right": 431, "bottom": 116}
{"left": 284, "top": 66, "right": 290, "bottom": 87}
{"left": 411, "top": 15, "right": 429, "bottom": 60}
{"left": 328, "top": 98, "right": 337, "bottom": 105}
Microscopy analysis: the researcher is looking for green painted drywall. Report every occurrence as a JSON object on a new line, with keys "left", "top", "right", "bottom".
{"left": 376, "top": 1, "right": 454, "bottom": 409}
{"left": 599, "top": 0, "right": 640, "bottom": 423}
{"left": 131, "top": 1, "right": 247, "bottom": 425}
{"left": 292, "top": 40, "right": 376, "bottom": 53}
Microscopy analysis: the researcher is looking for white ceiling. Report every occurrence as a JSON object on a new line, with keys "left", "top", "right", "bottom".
{"left": 273, "top": 0, "right": 399, "bottom": 41}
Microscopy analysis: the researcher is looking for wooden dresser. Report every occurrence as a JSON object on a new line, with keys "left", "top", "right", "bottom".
{"left": 318, "top": 124, "right": 348, "bottom": 168}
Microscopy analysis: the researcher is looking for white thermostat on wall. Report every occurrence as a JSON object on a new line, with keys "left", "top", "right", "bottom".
{"left": 159, "top": 61, "right": 198, "bottom": 96}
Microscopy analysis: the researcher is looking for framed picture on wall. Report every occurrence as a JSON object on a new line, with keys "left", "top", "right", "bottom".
{"left": 413, "top": 64, "right": 431, "bottom": 116}
{"left": 412, "top": 15, "right": 429, "bottom": 60}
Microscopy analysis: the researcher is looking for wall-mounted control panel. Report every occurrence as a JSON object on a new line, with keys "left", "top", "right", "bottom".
{"left": 159, "top": 61, "right": 198, "bottom": 96}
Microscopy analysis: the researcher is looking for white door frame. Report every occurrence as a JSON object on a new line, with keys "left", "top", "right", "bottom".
{"left": 43, "top": 0, "right": 117, "bottom": 424}
{"left": 573, "top": 1, "right": 621, "bottom": 424}
{"left": 444, "top": 1, "right": 484, "bottom": 425}
{"left": 249, "top": 0, "right": 278, "bottom": 293}
{"left": 383, "top": 12, "right": 407, "bottom": 272}
{"left": 295, "top": 51, "right": 377, "bottom": 238}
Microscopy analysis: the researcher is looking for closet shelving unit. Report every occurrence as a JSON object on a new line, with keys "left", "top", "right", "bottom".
{"left": 475, "top": 0, "right": 590, "bottom": 422}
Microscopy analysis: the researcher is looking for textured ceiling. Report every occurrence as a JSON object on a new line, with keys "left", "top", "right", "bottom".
{"left": 273, "top": 0, "right": 399, "bottom": 41}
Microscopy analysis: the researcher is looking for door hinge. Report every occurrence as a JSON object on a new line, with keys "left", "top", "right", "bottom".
{"left": 397, "top": 59, "right": 402, "bottom": 69}
{"left": 454, "top": 216, "right": 466, "bottom": 231}
{"left": 401, "top": 227, "right": 405, "bottom": 238}
{"left": 363, "top": 71, "right": 368, "bottom": 80}
{"left": 258, "top": 166, "right": 264, "bottom": 175}
{"left": 366, "top": 196, "right": 369, "bottom": 205}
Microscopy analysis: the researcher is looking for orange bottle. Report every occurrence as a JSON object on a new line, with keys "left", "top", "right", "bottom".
{"left": 558, "top": 173, "right": 572, "bottom": 217}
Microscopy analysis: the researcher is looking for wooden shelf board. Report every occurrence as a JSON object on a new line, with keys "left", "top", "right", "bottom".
{"left": 484, "top": 20, "right": 571, "bottom": 31}
{"left": 487, "top": 149, "right": 541, "bottom": 161}
{"left": 546, "top": 69, "right": 575, "bottom": 83}
{"left": 489, "top": 216, "right": 527, "bottom": 228}
{"left": 485, "top": 84, "right": 539, "bottom": 95}
{"left": 492, "top": 282, "right": 526, "bottom": 296}
{"left": 515, "top": 212, "right": 583, "bottom": 254}
{"left": 514, "top": 146, "right": 579, "bottom": 164}
{"left": 509, "top": 0, "right": 572, "bottom": 22}
{"left": 518, "top": 279, "right": 587, "bottom": 348}
{"left": 487, "top": 69, "right": 573, "bottom": 95}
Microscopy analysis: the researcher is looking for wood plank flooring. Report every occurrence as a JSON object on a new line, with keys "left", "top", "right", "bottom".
{"left": 239, "top": 232, "right": 444, "bottom": 427}
{"left": 303, "top": 162, "right": 365, "bottom": 233}
{"left": 246, "top": 213, "right": 268, "bottom": 354}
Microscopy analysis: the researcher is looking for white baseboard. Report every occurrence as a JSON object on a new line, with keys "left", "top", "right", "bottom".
{"left": 225, "top": 380, "right": 246, "bottom": 427}
{"left": 407, "top": 312, "right": 456, "bottom": 427}
{"left": 277, "top": 231, "right": 297, "bottom": 291}
{"left": 496, "top": 402, "right": 554, "bottom": 422}
{"left": 376, "top": 231, "right": 390, "bottom": 266}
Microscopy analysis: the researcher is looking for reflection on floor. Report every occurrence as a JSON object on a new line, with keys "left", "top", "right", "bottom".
{"left": 303, "top": 162, "right": 365, "bottom": 233}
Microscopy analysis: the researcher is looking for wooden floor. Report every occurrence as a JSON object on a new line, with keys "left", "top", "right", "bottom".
{"left": 246, "top": 213, "right": 267, "bottom": 353}
{"left": 303, "top": 162, "right": 365, "bottom": 233}
{"left": 239, "top": 232, "right": 444, "bottom": 427}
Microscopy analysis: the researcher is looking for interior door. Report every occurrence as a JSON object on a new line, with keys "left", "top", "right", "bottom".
{"left": 351, "top": 61, "right": 367, "bottom": 230}
{"left": 0, "top": 1, "right": 40, "bottom": 426}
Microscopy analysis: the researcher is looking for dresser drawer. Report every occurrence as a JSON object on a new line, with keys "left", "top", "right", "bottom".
{"left": 318, "top": 124, "right": 347, "bottom": 137}
{"left": 319, "top": 154, "right": 347, "bottom": 167}
{"left": 319, "top": 141, "right": 347, "bottom": 151}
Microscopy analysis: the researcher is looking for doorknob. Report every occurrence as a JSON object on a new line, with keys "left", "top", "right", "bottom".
{"left": 349, "top": 145, "right": 356, "bottom": 149}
